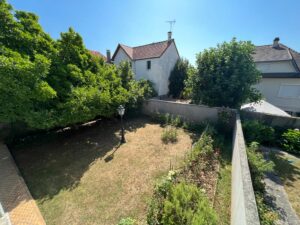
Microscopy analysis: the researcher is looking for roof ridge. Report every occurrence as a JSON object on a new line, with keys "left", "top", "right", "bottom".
{"left": 120, "top": 43, "right": 133, "bottom": 48}
{"left": 132, "top": 39, "right": 171, "bottom": 49}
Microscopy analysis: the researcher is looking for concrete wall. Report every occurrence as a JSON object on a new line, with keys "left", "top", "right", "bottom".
{"left": 254, "top": 78, "right": 300, "bottom": 113}
{"left": 241, "top": 110, "right": 300, "bottom": 129}
{"left": 231, "top": 114, "right": 260, "bottom": 225}
{"left": 256, "top": 61, "right": 297, "bottom": 73}
{"left": 142, "top": 99, "right": 220, "bottom": 123}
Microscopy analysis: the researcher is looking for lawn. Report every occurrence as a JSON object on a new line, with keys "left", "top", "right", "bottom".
{"left": 10, "top": 117, "right": 193, "bottom": 225}
{"left": 271, "top": 150, "right": 300, "bottom": 217}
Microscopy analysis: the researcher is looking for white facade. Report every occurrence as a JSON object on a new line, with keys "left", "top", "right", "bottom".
{"left": 113, "top": 42, "right": 179, "bottom": 96}
{"left": 254, "top": 78, "right": 300, "bottom": 113}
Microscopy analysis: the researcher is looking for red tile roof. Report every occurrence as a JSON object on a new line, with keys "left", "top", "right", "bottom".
{"left": 112, "top": 40, "right": 176, "bottom": 61}
{"left": 89, "top": 50, "right": 107, "bottom": 61}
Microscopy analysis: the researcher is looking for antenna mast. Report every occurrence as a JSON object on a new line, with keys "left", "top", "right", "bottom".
{"left": 166, "top": 20, "right": 176, "bottom": 32}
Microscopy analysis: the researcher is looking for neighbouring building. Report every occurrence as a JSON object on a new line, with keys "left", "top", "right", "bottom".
{"left": 253, "top": 38, "right": 300, "bottom": 115}
{"left": 111, "top": 32, "right": 180, "bottom": 96}
{"left": 89, "top": 50, "right": 107, "bottom": 62}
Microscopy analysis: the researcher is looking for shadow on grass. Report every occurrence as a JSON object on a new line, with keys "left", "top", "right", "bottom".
{"left": 9, "top": 116, "right": 150, "bottom": 202}
{"left": 270, "top": 151, "right": 300, "bottom": 188}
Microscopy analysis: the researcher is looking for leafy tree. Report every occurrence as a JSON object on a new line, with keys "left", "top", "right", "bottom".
{"left": 189, "top": 38, "right": 262, "bottom": 108}
{"left": 0, "top": 0, "right": 155, "bottom": 131}
{"left": 168, "top": 58, "right": 190, "bottom": 98}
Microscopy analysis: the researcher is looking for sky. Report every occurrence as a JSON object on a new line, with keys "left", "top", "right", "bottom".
{"left": 8, "top": 0, "right": 300, "bottom": 64}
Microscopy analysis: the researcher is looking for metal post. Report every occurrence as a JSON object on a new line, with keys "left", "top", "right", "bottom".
{"left": 120, "top": 115, "right": 125, "bottom": 143}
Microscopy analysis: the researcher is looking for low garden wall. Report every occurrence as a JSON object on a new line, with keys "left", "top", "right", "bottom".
{"left": 231, "top": 114, "right": 260, "bottom": 225}
{"left": 143, "top": 99, "right": 223, "bottom": 122}
{"left": 241, "top": 110, "right": 300, "bottom": 129}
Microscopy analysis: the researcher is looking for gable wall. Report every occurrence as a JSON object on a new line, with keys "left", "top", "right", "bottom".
{"left": 113, "top": 48, "right": 131, "bottom": 65}
{"left": 133, "top": 42, "right": 179, "bottom": 95}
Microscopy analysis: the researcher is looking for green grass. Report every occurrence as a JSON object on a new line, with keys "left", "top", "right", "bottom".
{"left": 270, "top": 150, "right": 300, "bottom": 217}
{"left": 213, "top": 137, "right": 232, "bottom": 225}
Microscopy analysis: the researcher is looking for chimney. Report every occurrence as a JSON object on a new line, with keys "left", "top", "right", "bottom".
{"left": 273, "top": 37, "right": 280, "bottom": 48}
{"left": 168, "top": 31, "right": 172, "bottom": 41}
{"left": 106, "top": 49, "right": 111, "bottom": 63}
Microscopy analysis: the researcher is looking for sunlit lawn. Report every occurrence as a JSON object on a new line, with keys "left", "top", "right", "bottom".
{"left": 11, "top": 117, "right": 193, "bottom": 225}
{"left": 271, "top": 150, "right": 300, "bottom": 218}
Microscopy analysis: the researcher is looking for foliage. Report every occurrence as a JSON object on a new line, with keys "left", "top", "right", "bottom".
{"left": 161, "top": 182, "right": 218, "bottom": 225}
{"left": 117, "top": 217, "right": 136, "bottom": 225}
{"left": 182, "top": 65, "right": 197, "bottom": 99}
{"left": 117, "top": 61, "right": 134, "bottom": 89}
{"left": 0, "top": 1, "right": 153, "bottom": 131}
{"left": 188, "top": 38, "right": 262, "bottom": 108}
{"left": 281, "top": 129, "right": 300, "bottom": 154}
{"left": 246, "top": 142, "right": 277, "bottom": 224}
{"left": 242, "top": 120, "right": 275, "bottom": 145}
{"left": 168, "top": 58, "right": 190, "bottom": 98}
{"left": 189, "top": 133, "right": 214, "bottom": 162}
{"left": 161, "top": 126, "right": 178, "bottom": 144}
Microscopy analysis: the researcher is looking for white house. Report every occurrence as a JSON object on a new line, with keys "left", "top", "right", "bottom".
{"left": 253, "top": 38, "right": 300, "bottom": 115}
{"left": 110, "top": 32, "right": 180, "bottom": 96}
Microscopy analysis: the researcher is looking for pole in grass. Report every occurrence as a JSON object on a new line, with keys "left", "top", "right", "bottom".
{"left": 117, "top": 105, "right": 126, "bottom": 144}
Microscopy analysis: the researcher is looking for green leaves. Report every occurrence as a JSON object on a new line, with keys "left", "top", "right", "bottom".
{"left": 189, "top": 38, "right": 262, "bottom": 108}
{"left": 0, "top": 0, "right": 154, "bottom": 131}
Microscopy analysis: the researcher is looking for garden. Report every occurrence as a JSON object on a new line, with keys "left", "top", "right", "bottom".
{"left": 9, "top": 114, "right": 232, "bottom": 225}
{"left": 242, "top": 119, "right": 300, "bottom": 224}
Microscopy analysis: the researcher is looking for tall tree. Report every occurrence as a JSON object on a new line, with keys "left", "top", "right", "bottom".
{"left": 189, "top": 38, "right": 262, "bottom": 108}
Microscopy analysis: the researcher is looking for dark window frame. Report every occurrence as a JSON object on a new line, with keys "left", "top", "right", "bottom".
{"left": 147, "top": 60, "right": 151, "bottom": 70}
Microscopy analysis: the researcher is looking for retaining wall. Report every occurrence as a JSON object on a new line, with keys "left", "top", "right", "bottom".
{"left": 231, "top": 114, "right": 260, "bottom": 225}
{"left": 143, "top": 99, "right": 223, "bottom": 122}
{"left": 241, "top": 110, "right": 300, "bottom": 129}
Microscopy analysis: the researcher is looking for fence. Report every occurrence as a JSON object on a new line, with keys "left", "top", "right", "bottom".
{"left": 231, "top": 114, "right": 260, "bottom": 225}
{"left": 143, "top": 99, "right": 225, "bottom": 123}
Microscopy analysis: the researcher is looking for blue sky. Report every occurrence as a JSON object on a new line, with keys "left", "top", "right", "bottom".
{"left": 9, "top": 0, "right": 300, "bottom": 64}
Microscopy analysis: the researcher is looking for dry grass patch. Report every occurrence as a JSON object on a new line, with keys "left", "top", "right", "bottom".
{"left": 11, "top": 117, "right": 193, "bottom": 225}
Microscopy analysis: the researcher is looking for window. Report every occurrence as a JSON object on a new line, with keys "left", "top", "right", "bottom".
{"left": 147, "top": 60, "right": 151, "bottom": 70}
{"left": 278, "top": 84, "right": 300, "bottom": 99}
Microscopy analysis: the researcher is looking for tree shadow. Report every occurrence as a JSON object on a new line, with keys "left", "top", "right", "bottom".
{"left": 9, "top": 116, "right": 149, "bottom": 202}
{"left": 269, "top": 150, "right": 300, "bottom": 187}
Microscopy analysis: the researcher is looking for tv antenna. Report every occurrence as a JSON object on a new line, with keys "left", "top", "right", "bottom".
{"left": 166, "top": 20, "right": 176, "bottom": 32}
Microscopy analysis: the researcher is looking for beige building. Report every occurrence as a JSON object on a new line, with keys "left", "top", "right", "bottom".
{"left": 253, "top": 38, "right": 300, "bottom": 115}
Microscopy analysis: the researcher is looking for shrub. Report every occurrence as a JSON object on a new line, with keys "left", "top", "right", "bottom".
{"left": 281, "top": 129, "right": 300, "bottom": 154}
{"left": 161, "top": 182, "right": 218, "bottom": 225}
{"left": 168, "top": 58, "right": 190, "bottom": 98}
{"left": 189, "top": 133, "right": 214, "bottom": 162}
{"left": 242, "top": 120, "right": 275, "bottom": 145}
{"left": 161, "top": 126, "right": 178, "bottom": 144}
{"left": 117, "top": 217, "right": 136, "bottom": 225}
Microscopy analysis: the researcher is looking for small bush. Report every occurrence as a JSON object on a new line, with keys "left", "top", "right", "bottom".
{"left": 161, "top": 126, "right": 178, "bottom": 144}
{"left": 242, "top": 120, "right": 275, "bottom": 145}
{"left": 281, "top": 129, "right": 300, "bottom": 154}
{"left": 117, "top": 217, "right": 136, "bottom": 225}
{"left": 162, "top": 182, "right": 218, "bottom": 225}
{"left": 189, "top": 133, "right": 214, "bottom": 162}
